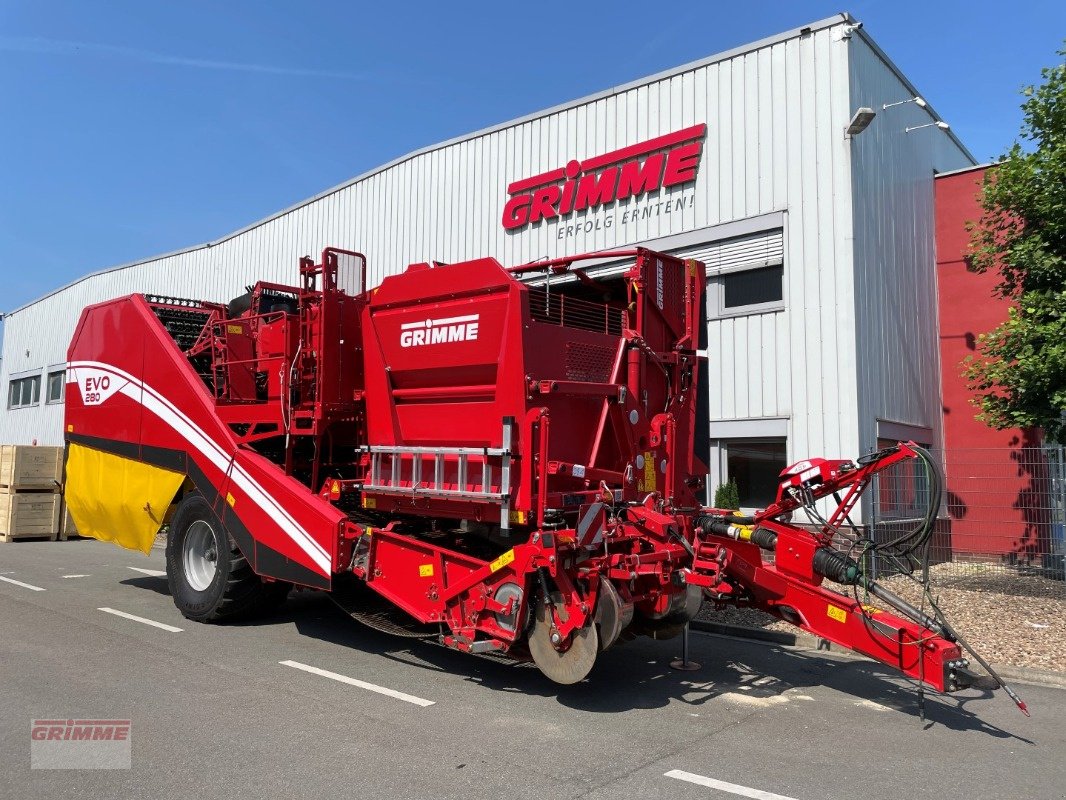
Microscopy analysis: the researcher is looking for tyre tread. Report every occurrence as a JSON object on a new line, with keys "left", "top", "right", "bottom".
{"left": 167, "top": 493, "right": 290, "bottom": 622}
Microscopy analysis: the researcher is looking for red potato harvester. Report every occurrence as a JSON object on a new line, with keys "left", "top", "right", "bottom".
{"left": 63, "top": 246, "right": 1025, "bottom": 712}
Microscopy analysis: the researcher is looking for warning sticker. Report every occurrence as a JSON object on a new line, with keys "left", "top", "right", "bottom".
{"left": 419, "top": 564, "right": 434, "bottom": 578}
{"left": 826, "top": 604, "right": 848, "bottom": 623}
{"left": 490, "top": 549, "right": 515, "bottom": 573}
{"left": 643, "top": 451, "right": 656, "bottom": 492}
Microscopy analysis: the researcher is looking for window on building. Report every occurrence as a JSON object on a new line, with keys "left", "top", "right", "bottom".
{"left": 722, "top": 265, "right": 784, "bottom": 309}
{"left": 46, "top": 369, "right": 66, "bottom": 404}
{"left": 8, "top": 374, "right": 41, "bottom": 410}
{"left": 725, "top": 438, "right": 788, "bottom": 509}
{"left": 680, "top": 227, "right": 786, "bottom": 318}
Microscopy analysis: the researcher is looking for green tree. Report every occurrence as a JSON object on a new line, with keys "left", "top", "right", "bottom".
{"left": 966, "top": 46, "right": 1066, "bottom": 442}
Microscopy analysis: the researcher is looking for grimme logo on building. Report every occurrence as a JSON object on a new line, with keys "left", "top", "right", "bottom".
{"left": 400, "top": 314, "right": 480, "bottom": 347}
{"left": 501, "top": 124, "right": 706, "bottom": 232}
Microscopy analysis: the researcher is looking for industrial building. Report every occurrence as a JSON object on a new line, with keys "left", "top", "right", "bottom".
{"left": 0, "top": 13, "right": 976, "bottom": 512}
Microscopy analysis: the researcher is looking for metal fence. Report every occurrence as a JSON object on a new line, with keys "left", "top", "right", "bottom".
{"left": 869, "top": 446, "right": 1066, "bottom": 580}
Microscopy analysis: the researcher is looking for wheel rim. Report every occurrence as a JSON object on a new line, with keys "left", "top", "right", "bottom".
{"left": 183, "top": 520, "right": 219, "bottom": 592}
{"left": 527, "top": 598, "right": 599, "bottom": 685}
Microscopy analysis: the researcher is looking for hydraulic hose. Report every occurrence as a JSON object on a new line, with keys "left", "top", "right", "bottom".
{"left": 699, "top": 520, "right": 955, "bottom": 648}
{"left": 810, "top": 548, "right": 948, "bottom": 636}
{"left": 696, "top": 515, "right": 776, "bottom": 549}
{"left": 694, "top": 456, "right": 1029, "bottom": 715}
{"left": 810, "top": 545, "right": 1029, "bottom": 715}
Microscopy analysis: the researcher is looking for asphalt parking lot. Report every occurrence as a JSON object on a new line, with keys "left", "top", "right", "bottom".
{"left": 2, "top": 539, "right": 1063, "bottom": 800}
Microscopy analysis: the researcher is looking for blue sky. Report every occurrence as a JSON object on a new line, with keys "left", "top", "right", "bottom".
{"left": 1, "top": 0, "right": 1064, "bottom": 331}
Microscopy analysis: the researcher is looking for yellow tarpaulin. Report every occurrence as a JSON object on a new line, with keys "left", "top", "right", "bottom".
{"left": 65, "top": 443, "right": 185, "bottom": 555}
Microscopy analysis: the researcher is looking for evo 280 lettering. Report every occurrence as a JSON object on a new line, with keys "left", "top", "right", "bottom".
{"left": 502, "top": 124, "right": 706, "bottom": 231}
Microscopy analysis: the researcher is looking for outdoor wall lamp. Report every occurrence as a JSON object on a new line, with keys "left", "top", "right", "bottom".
{"left": 883, "top": 96, "right": 927, "bottom": 110}
{"left": 845, "top": 107, "right": 876, "bottom": 136}
{"left": 906, "top": 120, "right": 951, "bottom": 133}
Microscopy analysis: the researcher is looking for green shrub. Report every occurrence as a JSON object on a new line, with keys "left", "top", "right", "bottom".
{"left": 713, "top": 478, "right": 740, "bottom": 510}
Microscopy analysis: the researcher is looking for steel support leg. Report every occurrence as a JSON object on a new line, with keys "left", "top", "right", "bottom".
{"left": 670, "top": 623, "right": 700, "bottom": 671}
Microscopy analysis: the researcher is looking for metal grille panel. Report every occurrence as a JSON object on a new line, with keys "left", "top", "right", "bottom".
{"left": 565, "top": 342, "right": 616, "bottom": 383}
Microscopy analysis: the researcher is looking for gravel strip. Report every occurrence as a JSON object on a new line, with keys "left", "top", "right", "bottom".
{"left": 696, "top": 562, "right": 1066, "bottom": 673}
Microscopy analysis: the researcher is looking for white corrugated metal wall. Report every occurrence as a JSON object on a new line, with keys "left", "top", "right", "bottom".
{"left": 848, "top": 33, "right": 974, "bottom": 468}
{"left": 686, "top": 228, "right": 787, "bottom": 421}
{"left": 0, "top": 11, "right": 969, "bottom": 513}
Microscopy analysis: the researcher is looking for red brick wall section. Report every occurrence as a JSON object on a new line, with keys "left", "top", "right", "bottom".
{"left": 935, "top": 165, "right": 1048, "bottom": 561}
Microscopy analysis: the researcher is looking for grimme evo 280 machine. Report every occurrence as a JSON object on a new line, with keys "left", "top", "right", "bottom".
{"left": 64, "top": 246, "right": 1025, "bottom": 711}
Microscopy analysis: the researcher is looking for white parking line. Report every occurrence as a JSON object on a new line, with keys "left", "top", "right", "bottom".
{"left": 63, "top": 574, "right": 90, "bottom": 578}
{"left": 128, "top": 567, "right": 167, "bottom": 577}
{"left": 280, "top": 660, "right": 435, "bottom": 707}
{"left": 665, "top": 770, "right": 799, "bottom": 800}
{"left": 98, "top": 607, "right": 183, "bottom": 632}
{"left": 0, "top": 575, "right": 46, "bottom": 592}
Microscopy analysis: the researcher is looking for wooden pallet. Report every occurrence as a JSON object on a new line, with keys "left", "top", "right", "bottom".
{"left": 0, "top": 491, "right": 61, "bottom": 541}
{"left": 0, "top": 532, "right": 58, "bottom": 543}
{"left": 0, "top": 445, "right": 64, "bottom": 491}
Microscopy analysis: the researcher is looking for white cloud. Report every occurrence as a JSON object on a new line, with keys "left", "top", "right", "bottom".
{"left": 0, "top": 35, "right": 368, "bottom": 80}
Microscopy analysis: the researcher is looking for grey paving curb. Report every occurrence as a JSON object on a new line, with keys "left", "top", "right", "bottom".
{"left": 991, "top": 663, "right": 1066, "bottom": 690}
{"left": 690, "top": 619, "right": 1066, "bottom": 690}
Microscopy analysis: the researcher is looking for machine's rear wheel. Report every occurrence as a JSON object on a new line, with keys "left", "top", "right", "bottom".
{"left": 166, "top": 493, "right": 289, "bottom": 622}
{"left": 527, "top": 597, "right": 599, "bottom": 684}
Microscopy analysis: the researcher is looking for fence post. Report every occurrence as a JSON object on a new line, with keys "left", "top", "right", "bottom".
{"left": 868, "top": 462, "right": 880, "bottom": 582}
{"left": 1053, "top": 445, "right": 1066, "bottom": 565}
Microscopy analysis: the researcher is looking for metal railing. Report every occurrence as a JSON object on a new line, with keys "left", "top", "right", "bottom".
{"left": 527, "top": 287, "right": 625, "bottom": 336}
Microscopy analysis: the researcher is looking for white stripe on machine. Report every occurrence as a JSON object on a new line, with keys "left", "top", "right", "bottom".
{"left": 68, "top": 361, "right": 331, "bottom": 576}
